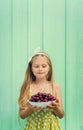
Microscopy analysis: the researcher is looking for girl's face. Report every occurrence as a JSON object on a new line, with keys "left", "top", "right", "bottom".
{"left": 31, "top": 55, "right": 50, "bottom": 80}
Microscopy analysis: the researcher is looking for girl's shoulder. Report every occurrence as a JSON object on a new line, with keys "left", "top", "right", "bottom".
{"left": 53, "top": 82, "right": 61, "bottom": 92}
{"left": 53, "top": 82, "right": 60, "bottom": 87}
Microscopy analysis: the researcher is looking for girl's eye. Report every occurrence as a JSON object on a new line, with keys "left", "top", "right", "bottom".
{"left": 33, "top": 65, "right": 47, "bottom": 68}
{"left": 34, "top": 66, "right": 39, "bottom": 68}
{"left": 42, "top": 65, "right": 47, "bottom": 68}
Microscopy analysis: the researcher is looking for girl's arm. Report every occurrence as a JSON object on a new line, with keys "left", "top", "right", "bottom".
{"left": 19, "top": 103, "right": 33, "bottom": 119}
{"left": 47, "top": 83, "right": 64, "bottom": 119}
{"left": 53, "top": 83, "right": 64, "bottom": 118}
{"left": 19, "top": 102, "right": 44, "bottom": 119}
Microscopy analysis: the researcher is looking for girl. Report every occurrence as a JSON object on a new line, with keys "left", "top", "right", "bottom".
{"left": 18, "top": 51, "right": 64, "bottom": 130}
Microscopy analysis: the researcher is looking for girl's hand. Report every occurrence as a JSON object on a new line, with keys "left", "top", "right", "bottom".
{"left": 32, "top": 105, "right": 44, "bottom": 110}
{"left": 46, "top": 99, "right": 59, "bottom": 110}
{"left": 46, "top": 99, "right": 64, "bottom": 118}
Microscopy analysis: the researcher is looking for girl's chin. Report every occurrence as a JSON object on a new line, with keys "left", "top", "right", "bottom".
{"left": 36, "top": 76, "right": 46, "bottom": 80}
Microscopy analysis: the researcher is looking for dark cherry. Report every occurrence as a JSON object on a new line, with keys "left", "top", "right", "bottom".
{"left": 29, "top": 92, "right": 56, "bottom": 102}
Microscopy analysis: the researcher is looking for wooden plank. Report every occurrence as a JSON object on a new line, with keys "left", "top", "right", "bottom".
{"left": 0, "top": 0, "right": 12, "bottom": 129}
{"left": 66, "top": 0, "right": 83, "bottom": 129}
{"left": 12, "top": 0, "right": 28, "bottom": 129}
{"left": 28, "top": 0, "right": 42, "bottom": 56}
{"left": 43, "top": 0, "right": 65, "bottom": 129}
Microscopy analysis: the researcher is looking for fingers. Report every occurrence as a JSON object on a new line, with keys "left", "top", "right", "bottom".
{"left": 46, "top": 101, "right": 58, "bottom": 109}
{"left": 32, "top": 106, "right": 44, "bottom": 110}
{"left": 46, "top": 105, "right": 55, "bottom": 109}
{"left": 46, "top": 103, "right": 56, "bottom": 109}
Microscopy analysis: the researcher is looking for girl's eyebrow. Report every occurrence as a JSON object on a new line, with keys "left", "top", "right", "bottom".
{"left": 33, "top": 64, "right": 47, "bottom": 66}
{"left": 41, "top": 64, "right": 45, "bottom": 65}
{"left": 33, "top": 64, "right": 39, "bottom": 66}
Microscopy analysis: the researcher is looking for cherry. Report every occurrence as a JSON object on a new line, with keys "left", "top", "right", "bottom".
{"left": 29, "top": 92, "right": 56, "bottom": 102}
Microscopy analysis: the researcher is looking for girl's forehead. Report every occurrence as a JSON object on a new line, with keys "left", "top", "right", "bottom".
{"left": 32, "top": 55, "right": 48, "bottom": 63}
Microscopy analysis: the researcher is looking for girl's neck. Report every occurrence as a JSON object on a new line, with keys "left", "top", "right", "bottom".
{"left": 34, "top": 78, "right": 49, "bottom": 86}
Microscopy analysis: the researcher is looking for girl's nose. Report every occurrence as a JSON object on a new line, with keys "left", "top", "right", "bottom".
{"left": 39, "top": 66, "right": 42, "bottom": 70}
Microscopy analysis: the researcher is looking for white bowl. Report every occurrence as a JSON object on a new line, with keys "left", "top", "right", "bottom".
{"left": 28, "top": 100, "right": 51, "bottom": 107}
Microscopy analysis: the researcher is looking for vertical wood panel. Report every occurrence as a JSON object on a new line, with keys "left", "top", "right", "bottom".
{"left": 43, "top": 1, "right": 65, "bottom": 130}
{"left": 12, "top": 0, "right": 28, "bottom": 129}
{"left": 66, "top": 0, "right": 83, "bottom": 130}
{"left": 0, "top": 0, "right": 12, "bottom": 130}
{"left": 74, "top": 0, "right": 83, "bottom": 129}
{"left": 28, "top": 0, "right": 42, "bottom": 56}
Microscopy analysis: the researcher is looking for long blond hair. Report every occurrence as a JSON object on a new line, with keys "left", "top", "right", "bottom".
{"left": 18, "top": 52, "right": 54, "bottom": 107}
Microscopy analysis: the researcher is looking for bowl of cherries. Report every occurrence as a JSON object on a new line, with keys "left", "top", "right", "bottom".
{"left": 28, "top": 92, "right": 56, "bottom": 107}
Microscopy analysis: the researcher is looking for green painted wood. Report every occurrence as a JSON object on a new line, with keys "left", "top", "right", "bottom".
{"left": 12, "top": 0, "right": 28, "bottom": 130}
{"left": 0, "top": 0, "right": 13, "bottom": 130}
{"left": 43, "top": 1, "right": 65, "bottom": 130}
{"left": 66, "top": 0, "right": 83, "bottom": 130}
{"left": 28, "top": 0, "right": 43, "bottom": 56}
{"left": 0, "top": 0, "right": 83, "bottom": 130}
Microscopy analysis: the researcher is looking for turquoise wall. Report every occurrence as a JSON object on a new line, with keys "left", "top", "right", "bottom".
{"left": 0, "top": 0, "right": 83, "bottom": 130}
